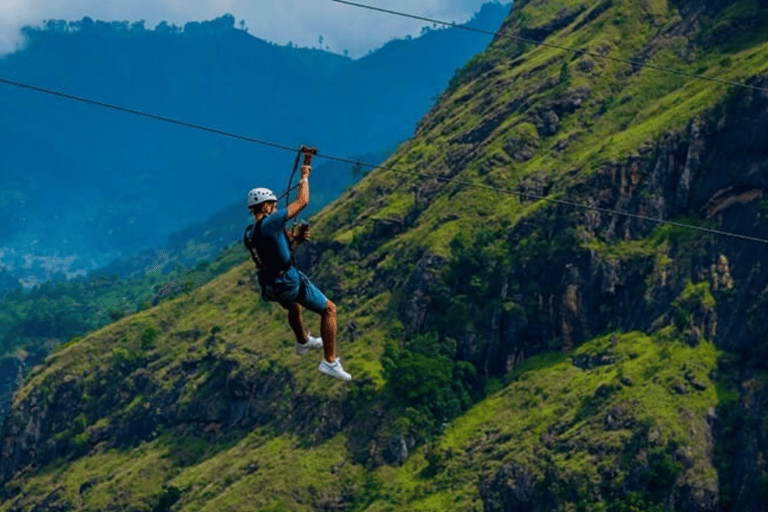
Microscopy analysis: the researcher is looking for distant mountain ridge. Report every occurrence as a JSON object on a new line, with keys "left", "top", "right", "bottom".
{"left": 0, "top": 2, "right": 510, "bottom": 285}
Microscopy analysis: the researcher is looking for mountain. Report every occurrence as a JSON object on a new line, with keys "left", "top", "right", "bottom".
{"left": 0, "top": 3, "right": 511, "bottom": 286}
{"left": 2, "top": 0, "right": 768, "bottom": 511}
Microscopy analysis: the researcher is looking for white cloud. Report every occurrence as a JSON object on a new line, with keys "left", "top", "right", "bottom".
{"left": 0, "top": 0, "right": 506, "bottom": 57}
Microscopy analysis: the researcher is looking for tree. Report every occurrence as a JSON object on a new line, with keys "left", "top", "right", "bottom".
{"left": 80, "top": 16, "right": 94, "bottom": 31}
{"left": 44, "top": 20, "right": 67, "bottom": 32}
{"left": 110, "top": 21, "right": 129, "bottom": 32}
{"left": 382, "top": 333, "right": 476, "bottom": 425}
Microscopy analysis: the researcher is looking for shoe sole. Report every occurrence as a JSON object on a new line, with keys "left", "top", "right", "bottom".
{"left": 296, "top": 339, "right": 322, "bottom": 356}
{"left": 318, "top": 365, "right": 352, "bottom": 381}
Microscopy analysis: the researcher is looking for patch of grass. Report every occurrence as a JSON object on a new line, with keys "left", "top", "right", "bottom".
{"left": 2, "top": 421, "right": 370, "bottom": 512}
{"left": 582, "top": 234, "right": 659, "bottom": 263}
{"left": 672, "top": 279, "right": 716, "bottom": 330}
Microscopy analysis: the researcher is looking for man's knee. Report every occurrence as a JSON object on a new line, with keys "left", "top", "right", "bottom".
{"left": 323, "top": 300, "right": 336, "bottom": 316}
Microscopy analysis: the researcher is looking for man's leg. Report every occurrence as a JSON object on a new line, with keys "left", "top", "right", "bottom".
{"left": 317, "top": 300, "right": 350, "bottom": 380}
{"left": 292, "top": 271, "right": 347, "bottom": 376}
{"left": 287, "top": 302, "right": 308, "bottom": 344}
{"left": 320, "top": 300, "right": 337, "bottom": 362}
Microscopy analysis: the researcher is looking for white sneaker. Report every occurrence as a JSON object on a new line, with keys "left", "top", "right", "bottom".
{"left": 296, "top": 334, "right": 323, "bottom": 356}
{"left": 318, "top": 358, "right": 352, "bottom": 381}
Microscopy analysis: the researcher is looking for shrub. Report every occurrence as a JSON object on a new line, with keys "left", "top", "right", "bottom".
{"left": 153, "top": 486, "right": 181, "bottom": 512}
{"left": 140, "top": 326, "right": 159, "bottom": 350}
{"left": 382, "top": 333, "right": 476, "bottom": 428}
{"left": 110, "top": 348, "right": 144, "bottom": 375}
{"left": 446, "top": 52, "right": 491, "bottom": 95}
{"left": 644, "top": 448, "right": 683, "bottom": 491}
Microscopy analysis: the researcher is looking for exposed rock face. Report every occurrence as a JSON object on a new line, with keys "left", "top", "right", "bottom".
{"left": 481, "top": 463, "right": 541, "bottom": 512}
{"left": 718, "top": 370, "right": 768, "bottom": 512}
{"left": 429, "top": 74, "right": 768, "bottom": 358}
{"left": 0, "top": 345, "right": 50, "bottom": 431}
{"left": 0, "top": 357, "right": 24, "bottom": 427}
{"left": 399, "top": 253, "right": 447, "bottom": 334}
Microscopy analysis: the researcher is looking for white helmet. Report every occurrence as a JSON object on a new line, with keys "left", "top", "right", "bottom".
{"left": 247, "top": 187, "right": 277, "bottom": 208}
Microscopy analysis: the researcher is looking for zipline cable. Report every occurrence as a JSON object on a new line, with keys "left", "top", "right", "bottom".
{"left": 2, "top": 76, "right": 767, "bottom": 245}
{"left": 331, "top": 0, "right": 768, "bottom": 94}
{"left": 0, "top": 76, "right": 303, "bottom": 202}
{"left": 0, "top": 77, "right": 299, "bottom": 154}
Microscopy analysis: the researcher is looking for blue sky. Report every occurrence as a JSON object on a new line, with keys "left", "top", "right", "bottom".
{"left": 0, "top": 0, "right": 510, "bottom": 57}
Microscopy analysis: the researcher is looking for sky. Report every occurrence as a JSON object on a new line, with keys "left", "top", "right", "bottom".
{"left": 0, "top": 0, "right": 508, "bottom": 58}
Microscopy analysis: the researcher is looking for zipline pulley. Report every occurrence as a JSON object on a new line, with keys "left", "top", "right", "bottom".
{"left": 301, "top": 145, "right": 318, "bottom": 165}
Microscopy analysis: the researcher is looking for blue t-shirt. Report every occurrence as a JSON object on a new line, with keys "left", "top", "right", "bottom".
{"left": 254, "top": 209, "right": 291, "bottom": 271}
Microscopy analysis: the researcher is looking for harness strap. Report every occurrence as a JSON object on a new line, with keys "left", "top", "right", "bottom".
{"left": 244, "top": 223, "right": 263, "bottom": 269}
{"left": 246, "top": 218, "right": 292, "bottom": 276}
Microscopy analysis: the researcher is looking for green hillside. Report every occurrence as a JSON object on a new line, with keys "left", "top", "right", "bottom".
{"left": 2, "top": 0, "right": 768, "bottom": 511}
{"left": 0, "top": 267, "right": 731, "bottom": 511}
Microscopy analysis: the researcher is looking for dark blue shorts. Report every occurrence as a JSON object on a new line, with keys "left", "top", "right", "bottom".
{"left": 258, "top": 267, "right": 329, "bottom": 314}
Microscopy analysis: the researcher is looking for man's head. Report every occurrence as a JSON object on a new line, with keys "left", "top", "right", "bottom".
{"left": 247, "top": 187, "right": 277, "bottom": 216}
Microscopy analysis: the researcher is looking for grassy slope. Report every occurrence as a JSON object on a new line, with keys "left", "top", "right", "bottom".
{"left": 1, "top": 266, "right": 723, "bottom": 511}
{"left": 2, "top": 263, "right": 387, "bottom": 511}
{"left": 3, "top": 0, "right": 768, "bottom": 510}
{"left": 365, "top": 331, "right": 722, "bottom": 511}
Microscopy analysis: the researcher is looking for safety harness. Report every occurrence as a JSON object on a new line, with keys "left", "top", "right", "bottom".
{"left": 244, "top": 146, "right": 317, "bottom": 272}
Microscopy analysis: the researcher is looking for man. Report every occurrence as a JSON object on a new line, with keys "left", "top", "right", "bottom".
{"left": 244, "top": 163, "right": 351, "bottom": 381}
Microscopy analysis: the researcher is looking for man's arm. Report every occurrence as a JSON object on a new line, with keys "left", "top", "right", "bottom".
{"left": 287, "top": 165, "right": 310, "bottom": 220}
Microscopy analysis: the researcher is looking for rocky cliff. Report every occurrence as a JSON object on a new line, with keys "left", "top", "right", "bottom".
{"left": 0, "top": 357, "right": 24, "bottom": 424}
